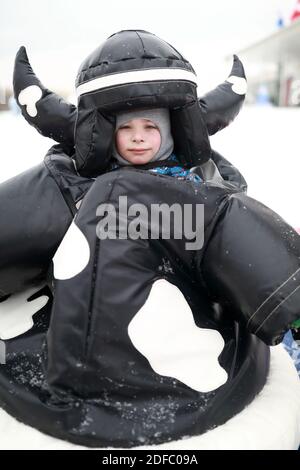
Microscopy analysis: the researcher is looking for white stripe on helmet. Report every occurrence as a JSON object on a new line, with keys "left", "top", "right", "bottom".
{"left": 76, "top": 68, "right": 198, "bottom": 97}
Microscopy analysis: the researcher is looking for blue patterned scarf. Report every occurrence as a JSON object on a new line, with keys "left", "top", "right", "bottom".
{"left": 109, "top": 153, "right": 202, "bottom": 184}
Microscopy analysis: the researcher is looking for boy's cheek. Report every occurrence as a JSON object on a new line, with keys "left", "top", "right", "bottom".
{"left": 115, "top": 136, "right": 126, "bottom": 153}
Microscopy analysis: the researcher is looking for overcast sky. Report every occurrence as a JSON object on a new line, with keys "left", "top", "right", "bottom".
{"left": 0, "top": 0, "right": 298, "bottom": 94}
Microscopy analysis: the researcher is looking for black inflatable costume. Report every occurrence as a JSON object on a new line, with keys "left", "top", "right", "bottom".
{"left": 0, "top": 30, "right": 299, "bottom": 448}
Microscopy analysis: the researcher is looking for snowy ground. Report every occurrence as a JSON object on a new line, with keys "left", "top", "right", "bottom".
{"left": 210, "top": 105, "right": 300, "bottom": 230}
{"left": 1, "top": 105, "right": 300, "bottom": 228}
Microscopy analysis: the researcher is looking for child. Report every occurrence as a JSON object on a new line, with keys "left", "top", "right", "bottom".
{"left": 112, "top": 108, "right": 169, "bottom": 166}
{"left": 110, "top": 107, "right": 202, "bottom": 183}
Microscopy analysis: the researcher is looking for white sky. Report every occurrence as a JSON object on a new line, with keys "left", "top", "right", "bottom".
{"left": 0, "top": 0, "right": 298, "bottom": 94}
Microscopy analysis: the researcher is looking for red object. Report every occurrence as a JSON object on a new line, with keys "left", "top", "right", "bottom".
{"left": 291, "top": 0, "right": 300, "bottom": 21}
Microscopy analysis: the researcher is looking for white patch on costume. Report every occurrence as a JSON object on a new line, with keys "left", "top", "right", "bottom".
{"left": 226, "top": 76, "right": 247, "bottom": 95}
{"left": 18, "top": 85, "right": 42, "bottom": 117}
{"left": 0, "top": 285, "right": 49, "bottom": 340}
{"left": 53, "top": 221, "right": 90, "bottom": 280}
{"left": 128, "top": 279, "right": 227, "bottom": 392}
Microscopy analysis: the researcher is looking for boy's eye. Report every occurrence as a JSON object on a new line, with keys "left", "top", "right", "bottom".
{"left": 119, "top": 125, "right": 157, "bottom": 130}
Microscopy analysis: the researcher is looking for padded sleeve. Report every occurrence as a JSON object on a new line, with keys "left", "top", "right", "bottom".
{"left": 0, "top": 148, "right": 93, "bottom": 296}
{"left": 201, "top": 192, "right": 300, "bottom": 345}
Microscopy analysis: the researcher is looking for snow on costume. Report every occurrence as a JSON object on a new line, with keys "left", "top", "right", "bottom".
{"left": 0, "top": 30, "right": 299, "bottom": 449}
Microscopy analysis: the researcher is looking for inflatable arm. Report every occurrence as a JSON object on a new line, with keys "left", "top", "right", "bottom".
{"left": 201, "top": 193, "right": 300, "bottom": 345}
{"left": 0, "top": 145, "right": 93, "bottom": 296}
{"left": 199, "top": 55, "right": 247, "bottom": 136}
{"left": 13, "top": 46, "right": 76, "bottom": 155}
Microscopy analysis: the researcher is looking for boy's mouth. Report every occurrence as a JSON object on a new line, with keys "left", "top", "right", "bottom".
{"left": 128, "top": 149, "right": 150, "bottom": 154}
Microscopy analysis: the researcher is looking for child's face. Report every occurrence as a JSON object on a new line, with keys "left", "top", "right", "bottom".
{"left": 115, "top": 118, "right": 161, "bottom": 165}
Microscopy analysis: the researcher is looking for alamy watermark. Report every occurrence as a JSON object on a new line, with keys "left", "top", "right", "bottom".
{"left": 96, "top": 196, "right": 204, "bottom": 250}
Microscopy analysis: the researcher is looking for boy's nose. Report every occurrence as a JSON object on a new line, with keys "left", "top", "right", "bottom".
{"left": 132, "top": 134, "right": 144, "bottom": 142}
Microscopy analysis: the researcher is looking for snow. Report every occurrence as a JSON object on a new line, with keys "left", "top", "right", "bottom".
{"left": 210, "top": 105, "right": 300, "bottom": 229}
{"left": 0, "top": 111, "right": 54, "bottom": 181}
